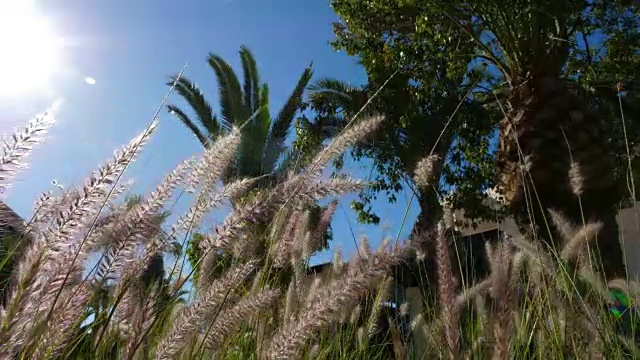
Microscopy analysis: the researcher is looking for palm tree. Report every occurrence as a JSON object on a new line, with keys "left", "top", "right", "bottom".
{"left": 167, "top": 46, "right": 339, "bottom": 285}
{"left": 167, "top": 45, "right": 313, "bottom": 182}
{"left": 327, "top": 0, "right": 638, "bottom": 281}
{"left": 441, "top": 1, "right": 626, "bottom": 279}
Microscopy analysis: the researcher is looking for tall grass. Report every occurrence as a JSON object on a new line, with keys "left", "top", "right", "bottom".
{"left": 0, "top": 99, "right": 638, "bottom": 360}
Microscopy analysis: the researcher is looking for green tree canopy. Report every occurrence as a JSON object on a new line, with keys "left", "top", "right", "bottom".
{"left": 300, "top": 0, "right": 639, "bottom": 284}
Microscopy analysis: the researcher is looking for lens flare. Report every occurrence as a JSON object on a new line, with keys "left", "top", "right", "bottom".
{"left": 0, "top": 1, "right": 65, "bottom": 96}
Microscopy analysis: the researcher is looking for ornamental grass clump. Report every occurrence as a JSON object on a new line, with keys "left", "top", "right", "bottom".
{"left": 0, "top": 93, "right": 639, "bottom": 359}
{"left": 0, "top": 98, "right": 413, "bottom": 359}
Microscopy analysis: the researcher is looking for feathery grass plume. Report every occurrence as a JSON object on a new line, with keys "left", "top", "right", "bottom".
{"left": 272, "top": 210, "right": 302, "bottom": 268}
{"left": 123, "top": 290, "right": 158, "bottom": 360}
{"left": 510, "top": 251, "right": 527, "bottom": 285}
{"left": 561, "top": 222, "right": 603, "bottom": 263}
{"left": 266, "top": 241, "right": 407, "bottom": 359}
{"left": 200, "top": 192, "right": 273, "bottom": 252}
{"left": 3, "top": 121, "right": 158, "bottom": 347}
{"left": 95, "top": 212, "right": 165, "bottom": 289}
{"left": 30, "top": 181, "right": 129, "bottom": 240}
{"left": 410, "top": 313, "right": 440, "bottom": 355}
{"left": 183, "top": 127, "right": 241, "bottom": 193}
{"left": 356, "top": 326, "right": 367, "bottom": 349}
{"left": 474, "top": 293, "right": 488, "bottom": 331}
{"left": 293, "top": 267, "right": 307, "bottom": 310}
{"left": 284, "top": 281, "right": 297, "bottom": 323}
{"left": 442, "top": 204, "right": 455, "bottom": 230}
{"left": 507, "top": 234, "right": 555, "bottom": 284}
{"left": 310, "top": 115, "right": 384, "bottom": 173}
{"left": 0, "top": 103, "right": 59, "bottom": 194}
{"left": 93, "top": 158, "right": 199, "bottom": 309}
{"left": 358, "top": 235, "right": 372, "bottom": 260}
{"left": 307, "top": 344, "right": 320, "bottom": 360}
{"left": 290, "top": 211, "right": 311, "bottom": 263}
{"left": 298, "top": 177, "right": 366, "bottom": 204}
{"left": 42, "top": 120, "right": 156, "bottom": 250}
{"left": 207, "top": 170, "right": 361, "bottom": 254}
{"left": 350, "top": 304, "right": 362, "bottom": 324}
{"left": 156, "top": 261, "right": 257, "bottom": 360}
{"left": 28, "top": 187, "right": 88, "bottom": 236}
{"left": 42, "top": 179, "right": 132, "bottom": 278}
{"left": 548, "top": 207, "right": 602, "bottom": 265}
{"left": 27, "top": 285, "right": 91, "bottom": 359}
{"left": 172, "top": 129, "right": 242, "bottom": 237}
{"left": 304, "top": 277, "right": 322, "bottom": 306}
{"left": 173, "top": 177, "right": 255, "bottom": 239}
{"left": 268, "top": 206, "right": 293, "bottom": 240}
{"left": 568, "top": 161, "right": 584, "bottom": 196}
{"left": 92, "top": 155, "right": 192, "bottom": 284}
{"left": 434, "top": 222, "right": 459, "bottom": 358}
{"left": 487, "top": 241, "right": 516, "bottom": 360}
{"left": 305, "top": 199, "right": 337, "bottom": 257}
{"left": 455, "top": 278, "right": 492, "bottom": 308}
{"left": 115, "top": 280, "right": 151, "bottom": 337}
{"left": 73, "top": 181, "right": 137, "bottom": 251}
{"left": 332, "top": 246, "right": 344, "bottom": 277}
{"left": 204, "top": 288, "right": 280, "bottom": 351}
{"left": 300, "top": 231, "right": 314, "bottom": 265}
{"left": 365, "top": 275, "right": 393, "bottom": 339}
{"left": 196, "top": 249, "right": 218, "bottom": 291}
{"left": 577, "top": 267, "right": 612, "bottom": 305}
{"left": 413, "top": 154, "right": 441, "bottom": 189}
{"left": 547, "top": 208, "right": 576, "bottom": 243}
{"left": 29, "top": 187, "right": 64, "bottom": 230}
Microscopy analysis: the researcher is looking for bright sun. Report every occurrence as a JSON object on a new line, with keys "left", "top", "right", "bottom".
{"left": 0, "top": 1, "right": 64, "bottom": 97}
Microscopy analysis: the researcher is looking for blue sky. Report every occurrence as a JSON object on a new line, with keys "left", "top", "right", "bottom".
{"left": 0, "top": 0, "right": 419, "bottom": 266}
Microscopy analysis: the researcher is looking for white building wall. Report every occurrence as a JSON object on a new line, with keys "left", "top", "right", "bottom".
{"left": 617, "top": 206, "right": 640, "bottom": 280}
{"left": 450, "top": 205, "right": 640, "bottom": 280}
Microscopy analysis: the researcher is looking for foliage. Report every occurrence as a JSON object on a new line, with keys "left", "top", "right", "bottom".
{"left": 0, "top": 104, "right": 415, "bottom": 359}
{"left": 1, "top": 105, "right": 640, "bottom": 359}
{"left": 297, "top": 0, "right": 503, "bottom": 228}
{"left": 167, "top": 46, "right": 340, "bottom": 283}
{"left": 325, "top": 0, "right": 640, "bottom": 228}
{"left": 167, "top": 45, "right": 313, "bottom": 180}
{"left": 0, "top": 2, "right": 638, "bottom": 357}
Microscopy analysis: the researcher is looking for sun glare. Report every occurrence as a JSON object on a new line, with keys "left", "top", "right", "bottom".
{"left": 0, "top": 1, "right": 64, "bottom": 97}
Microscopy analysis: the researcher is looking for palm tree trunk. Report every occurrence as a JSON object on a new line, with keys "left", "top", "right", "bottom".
{"left": 404, "top": 188, "right": 443, "bottom": 318}
{"left": 498, "top": 76, "right": 626, "bottom": 280}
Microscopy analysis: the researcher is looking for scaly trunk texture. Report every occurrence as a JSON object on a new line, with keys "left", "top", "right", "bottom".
{"left": 404, "top": 187, "right": 445, "bottom": 321}
{"left": 497, "top": 76, "right": 625, "bottom": 280}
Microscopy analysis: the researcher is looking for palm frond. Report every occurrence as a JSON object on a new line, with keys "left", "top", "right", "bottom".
{"left": 207, "top": 53, "right": 245, "bottom": 125}
{"left": 239, "top": 45, "right": 261, "bottom": 114}
{"left": 308, "top": 77, "right": 366, "bottom": 117}
{"left": 308, "top": 77, "right": 354, "bottom": 94}
{"left": 262, "top": 65, "right": 314, "bottom": 173}
{"left": 167, "top": 105, "right": 209, "bottom": 146}
{"left": 238, "top": 84, "right": 272, "bottom": 177}
{"left": 167, "top": 76, "right": 221, "bottom": 137}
